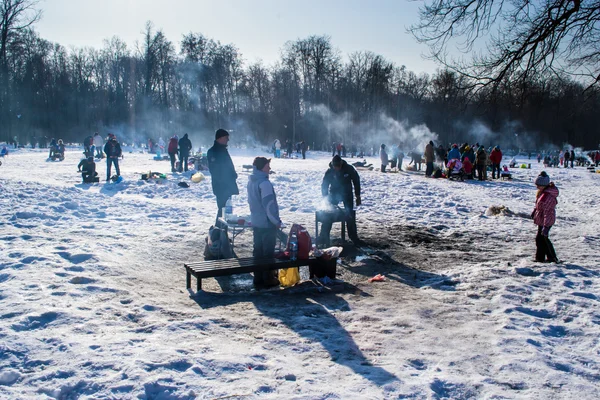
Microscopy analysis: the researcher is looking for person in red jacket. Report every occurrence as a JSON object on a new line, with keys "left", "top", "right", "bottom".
{"left": 532, "top": 171, "right": 559, "bottom": 263}
{"left": 489, "top": 146, "right": 503, "bottom": 179}
{"left": 167, "top": 135, "right": 179, "bottom": 172}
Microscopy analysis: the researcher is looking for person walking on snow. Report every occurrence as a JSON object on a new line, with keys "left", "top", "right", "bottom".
{"left": 532, "top": 171, "right": 559, "bottom": 263}
{"left": 207, "top": 129, "right": 239, "bottom": 223}
{"left": 104, "top": 133, "right": 122, "bottom": 181}
{"left": 247, "top": 157, "right": 282, "bottom": 287}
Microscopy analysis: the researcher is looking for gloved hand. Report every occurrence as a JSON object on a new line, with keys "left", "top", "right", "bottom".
{"left": 531, "top": 210, "right": 535, "bottom": 219}
{"left": 356, "top": 196, "right": 362, "bottom": 207}
{"left": 542, "top": 226, "right": 550, "bottom": 237}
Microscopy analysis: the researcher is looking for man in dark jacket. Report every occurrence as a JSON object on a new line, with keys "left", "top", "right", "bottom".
{"left": 103, "top": 133, "right": 122, "bottom": 181}
{"left": 77, "top": 156, "right": 98, "bottom": 183}
{"left": 319, "top": 155, "right": 362, "bottom": 246}
{"left": 207, "top": 129, "right": 239, "bottom": 222}
{"left": 178, "top": 133, "right": 193, "bottom": 172}
{"left": 83, "top": 135, "right": 94, "bottom": 158}
{"left": 424, "top": 140, "right": 435, "bottom": 177}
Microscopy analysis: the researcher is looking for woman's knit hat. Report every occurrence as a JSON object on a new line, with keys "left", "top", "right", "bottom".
{"left": 535, "top": 171, "right": 550, "bottom": 186}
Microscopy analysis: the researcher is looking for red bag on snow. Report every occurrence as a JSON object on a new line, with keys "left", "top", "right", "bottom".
{"left": 286, "top": 224, "right": 312, "bottom": 259}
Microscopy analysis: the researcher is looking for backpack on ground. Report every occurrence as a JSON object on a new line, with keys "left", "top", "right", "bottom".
{"left": 285, "top": 224, "right": 312, "bottom": 259}
{"left": 203, "top": 225, "right": 233, "bottom": 260}
{"left": 278, "top": 224, "right": 312, "bottom": 287}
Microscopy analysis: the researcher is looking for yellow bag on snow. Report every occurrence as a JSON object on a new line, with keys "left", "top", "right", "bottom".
{"left": 279, "top": 267, "right": 300, "bottom": 287}
{"left": 191, "top": 172, "right": 205, "bottom": 183}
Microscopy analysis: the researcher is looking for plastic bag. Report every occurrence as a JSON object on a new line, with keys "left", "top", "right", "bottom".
{"left": 279, "top": 267, "right": 300, "bottom": 287}
{"left": 191, "top": 172, "right": 205, "bottom": 183}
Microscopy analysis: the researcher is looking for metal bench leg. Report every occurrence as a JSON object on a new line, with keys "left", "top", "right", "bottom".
{"left": 342, "top": 221, "right": 346, "bottom": 242}
{"left": 315, "top": 214, "right": 319, "bottom": 247}
{"left": 197, "top": 277, "right": 202, "bottom": 292}
{"left": 186, "top": 269, "right": 191, "bottom": 289}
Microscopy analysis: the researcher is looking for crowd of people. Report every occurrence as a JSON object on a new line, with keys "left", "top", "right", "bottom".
{"left": 271, "top": 139, "right": 308, "bottom": 159}
{"left": 540, "top": 149, "right": 600, "bottom": 168}
{"left": 375, "top": 141, "right": 506, "bottom": 181}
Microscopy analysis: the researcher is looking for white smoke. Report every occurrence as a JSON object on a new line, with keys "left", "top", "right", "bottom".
{"left": 312, "top": 104, "right": 438, "bottom": 153}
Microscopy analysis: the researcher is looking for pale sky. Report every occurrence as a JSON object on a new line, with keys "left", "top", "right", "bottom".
{"left": 35, "top": 0, "right": 439, "bottom": 74}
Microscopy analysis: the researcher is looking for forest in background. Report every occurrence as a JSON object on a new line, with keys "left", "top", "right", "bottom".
{"left": 1, "top": 4, "right": 599, "bottom": 151}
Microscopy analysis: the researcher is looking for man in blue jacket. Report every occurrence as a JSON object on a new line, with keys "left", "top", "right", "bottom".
{"left": 247, "top": 157, "right": 282, "bottom": 287}
{"left": 207, "top": 129, "right": 239, "bottom": 223}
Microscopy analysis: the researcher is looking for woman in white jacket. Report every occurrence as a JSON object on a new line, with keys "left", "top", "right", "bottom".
{"left": 93, "top": 132, "right": 104, "bottom": 158}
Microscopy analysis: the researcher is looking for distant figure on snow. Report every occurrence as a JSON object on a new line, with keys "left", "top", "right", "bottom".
{"left": 178, "top": 133, "right": 193, "bottom": 172}
{"left": 93, "top": 132, "right": 104, "bottom": 158}
{"left": 424, "top": 140, "right": 435, "bottom": 177}
{"left": 83, "top": 135, "right": 94, "bottom": 158}
{"left": 380, "top": 144, "right": 388, "bottom": 172}
{"left": 78, "top": 156, "right": 99, "bottom": 183}
{"left": 168, "top": 135, "right": 179, "bottom": 172}
{"left": 104, "top": 133, "right": 122, "bottom": 182}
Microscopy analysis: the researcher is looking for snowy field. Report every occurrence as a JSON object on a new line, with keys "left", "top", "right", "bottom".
{"left": 1, "top": 146, "right": 599, "bottom": 399}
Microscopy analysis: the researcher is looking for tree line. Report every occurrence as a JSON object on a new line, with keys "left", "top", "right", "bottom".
{"left": 1, "top": 1, "right": 599, "bottom": 151}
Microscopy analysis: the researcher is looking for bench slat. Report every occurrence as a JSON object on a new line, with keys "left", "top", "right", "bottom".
{"left": 184, "top": 257, "right": 313, "bottom": 270}
{"left": 184, "top": 256, "right": 320, "bottom": 292}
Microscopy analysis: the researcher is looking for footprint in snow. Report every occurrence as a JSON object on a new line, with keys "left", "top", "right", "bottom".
{"left": 11, "top": 312, "right": 59, "bottom": 331}
{"left": 55, "top": 252, "right": 95, "bottom": 264}
{"left": 407, "top": 359, "right": 427, "bottom": 370}
{"left": 571, "top": 292, "right": 597, "bottom": 300}
{"left": 508, "top": 306, "right": 555, "bottom": 319}
{"left": 64, "top": 266, "right": 85, "bottom": 272}
{"left": 69, "top": 276, "right": 96, "bottom": 285}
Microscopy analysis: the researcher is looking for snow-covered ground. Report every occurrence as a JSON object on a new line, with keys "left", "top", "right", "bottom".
{"left": 1, "top": 146, "right": 599, "bottom": 399}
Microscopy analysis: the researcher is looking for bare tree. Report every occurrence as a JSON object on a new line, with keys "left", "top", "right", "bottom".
{"left": 410, "top": 0, "right": 600, "bottom": 91}
{"left": 0, "top": 0, "right": 41, "bottom": 141}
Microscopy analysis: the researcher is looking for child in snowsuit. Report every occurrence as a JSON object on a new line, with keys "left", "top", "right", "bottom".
{"left": 532, "top": 171, "right": 559, "bottom": 263}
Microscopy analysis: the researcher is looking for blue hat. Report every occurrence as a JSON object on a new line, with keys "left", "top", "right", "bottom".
{"left": 535, "top": 171, "right": 550, "bottom": 186}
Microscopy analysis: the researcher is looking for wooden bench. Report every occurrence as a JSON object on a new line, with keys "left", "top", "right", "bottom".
{"left": 184, "top": 256, "right": 319, "bottom": 292}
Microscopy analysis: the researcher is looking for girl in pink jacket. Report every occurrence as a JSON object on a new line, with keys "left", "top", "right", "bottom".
{"left": 532, "top": 171, "right": 559, "bottom": 262}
